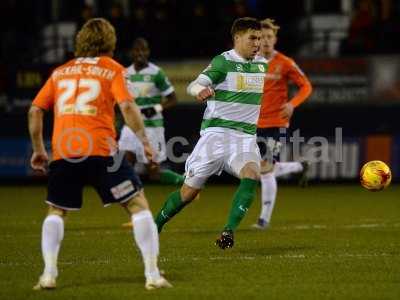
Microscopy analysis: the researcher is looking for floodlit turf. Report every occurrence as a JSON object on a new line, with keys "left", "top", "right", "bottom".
{"left": 1, "top": 183, "right": 399, "bottom": 299}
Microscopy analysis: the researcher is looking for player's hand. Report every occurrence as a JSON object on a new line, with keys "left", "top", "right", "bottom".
{"left": 280, "top": 103, "right": 294, "bottom": 119}
{"left": 147, "top": 160, "right": 159, "bottom": 172}
{"left": 141, "top": 107, "right": 157, "bottom": 118}
{"left": 143, "top": 141, "right": 156, "bottom": 164}
{"left": 196, "top": 87, "right": 214, "bottom": 102}
{"left": 30, "top": 151, "right": 49, "bottom": 173}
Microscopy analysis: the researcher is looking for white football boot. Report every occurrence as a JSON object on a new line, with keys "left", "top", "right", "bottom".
{"left": 251, "top": 218, "right": 269, "bottom": 230}
{"left": 145, "top": 276, "right": 172, "bottom": 290}
{"left": 33, "top": 274, "right": 56, "bottom": 290}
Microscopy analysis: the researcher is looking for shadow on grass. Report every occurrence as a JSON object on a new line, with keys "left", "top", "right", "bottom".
{"left": 58, "top": 274, "right": 144, "bottom": 290}
{"left": 163, "top": 228, "right": 219, "bottom": 235}
{"left": 238, "top": 245, "right": 315, "bottom": 256}
{"left": 65, "top": 226, "right": 122, "bottom": 232}
{"left": 58, "top": 271, "right": 184, "bottom": 290}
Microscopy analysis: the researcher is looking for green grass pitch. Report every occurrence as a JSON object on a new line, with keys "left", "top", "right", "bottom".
{"left": 1, "top": 183, "right": 399, "bottom": 299}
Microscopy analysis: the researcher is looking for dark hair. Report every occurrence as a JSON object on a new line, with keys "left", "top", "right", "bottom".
{"left": 231, "top": 17, "right": 261, "bottom": 37}
{"left": 132, "top": 37, "right": 149, "bottom": 49}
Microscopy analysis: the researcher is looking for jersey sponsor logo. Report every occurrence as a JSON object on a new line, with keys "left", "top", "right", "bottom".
{"left": 236, "top": 74, "right": 264, "bottom": 92}
{"left": 143, "top": 75, "right": 151, "bottom": 82}
{"left": 258, "top": 64, "right": 265, "bottom": 72}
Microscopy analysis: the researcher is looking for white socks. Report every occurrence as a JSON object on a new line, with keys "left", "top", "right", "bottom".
{"left": 131, "top": 210, "right": 161, "bottom": 281}
{"left": 41, "top": 215, "right": 64, "bottom": 278}
{"left": 259, "top": 172, "right": 277, "bottom": 223}
{"left": 274, "top": 162, "right": 303, "bottom": 178}
{"left": 40, "top": 210, "right": 161, "bottom": 282}
{"left": 258, "top": 162, "right": 304, "bottom": 223}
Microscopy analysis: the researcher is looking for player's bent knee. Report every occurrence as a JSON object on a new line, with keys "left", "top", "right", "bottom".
{"left": 239, "top": 162, "right": 261, "bottom": 180}
{"left": 124, "top": 151, "right": 137, "bottom": 164}
{"left": 48, "top": 205, "right": 67, "bottom": 218}
{"left": 147, "top": 164, "right": 161, "bottom": 181}
{"left": 260, "top": 160, "right": 274, "bottom": 174}
{"left": 122, "top": 190, "right": 150, "bottom": 214}
{"left": 180, "top": 184, "right": 201, "bottom": 203}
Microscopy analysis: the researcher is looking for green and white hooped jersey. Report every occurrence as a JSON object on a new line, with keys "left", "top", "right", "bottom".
{"left": 199, "top": 50, "right": 268, "bottom": 136}
{"left": 125, "top": 62, "right": 174, "bottom": 128}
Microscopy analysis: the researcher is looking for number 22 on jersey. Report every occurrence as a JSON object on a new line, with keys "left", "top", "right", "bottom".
{"left": 57, "top": 78, "right": 100, "bottom": 116}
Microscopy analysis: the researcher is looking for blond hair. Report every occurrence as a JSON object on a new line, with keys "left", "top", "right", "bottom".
{"left": 261, "top": 18, "right": 280, "bottom": 35}
{"left": 75, "top": 18, "right": 116, "bottom": 57}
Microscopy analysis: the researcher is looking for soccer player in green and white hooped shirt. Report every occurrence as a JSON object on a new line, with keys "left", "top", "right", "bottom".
{"left": 155, "top": 18, "right": 268, "bottom": 249}
{"left": 119, "top": 38, "right": 184, "bottom": 185}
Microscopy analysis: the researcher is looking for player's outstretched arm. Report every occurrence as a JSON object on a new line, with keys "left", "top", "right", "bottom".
{"left": 28, "top": 105, "right": 48, "bottom": 172}
{"left": 119, "top": 101, "right": 154, "bottom": 162}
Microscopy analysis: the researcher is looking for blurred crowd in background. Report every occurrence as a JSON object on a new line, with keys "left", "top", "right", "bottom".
{"left": 0, "top": 0, "right": 399, "bottom": 65}
{"left": 0, "top": 0, "right": 399, "bottom": 182}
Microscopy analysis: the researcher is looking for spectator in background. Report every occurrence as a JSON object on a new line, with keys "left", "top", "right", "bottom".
{"left": 216, "top": 0, "right": 251, "bottom": 51}
{"left": 76, "top": 4, "right": 94, "bottom": 30}
{"left": 73, "top": 4, "right": 95, "bottom": 61}
{"left": 147, "top": 0, "right": 177, "bottom": 59}
{"left": 129, "top": 5, "right": 150, "bottom": 42}
{"left": 376, "top": 0, "right": 400, "bottom": 53}
{"left": 109, "top": 2, "right": 129, "bottom": 57}
{"left": 182, "top": 2, "right": 213, "bottom": 57}
{"left": 341, "top": 0, "right": 377, "bottom": 55}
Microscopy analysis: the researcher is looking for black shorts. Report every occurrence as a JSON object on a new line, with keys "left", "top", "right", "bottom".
{"left": 256, "top": 127, "right": 288, "bottom": 163}
{"left": 46, "top": 156, "right": 142, "bottom": 210}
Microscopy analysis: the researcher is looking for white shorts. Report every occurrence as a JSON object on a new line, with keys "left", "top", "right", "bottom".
{"left": 184, "top": 130, "right": 261, "bottom": 189}
{"left": 118, "top": 126, "right": 167, "bottom": 164}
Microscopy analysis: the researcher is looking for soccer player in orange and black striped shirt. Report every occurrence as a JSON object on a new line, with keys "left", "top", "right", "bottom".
{"left": 253, "top": 19, "right": 313, "bottom": 229}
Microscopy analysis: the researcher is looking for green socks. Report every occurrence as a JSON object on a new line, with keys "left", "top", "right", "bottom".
{"left": 224, "top": 178, "right": 258, "bottom": 231}
{"left": 155, "top": 190, "right": 188, "bottom": 232}
{"left": 155, "top": 178, "right": 257, "bottom": 233}
{"left": 159, "top": 169, "right": 185, "bottom": 185}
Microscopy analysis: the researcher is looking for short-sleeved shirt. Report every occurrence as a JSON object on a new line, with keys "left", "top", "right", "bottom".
{"left": 258, "top": 51, "right": 311, "bottom": 128}
{"left": 33, "top": 56, "right": 132, "bottom": 161}
{"left": 125, "top": 62, "right": 174, "bottom": 128}
{"left": 198, "top": 49, "right": 268, "bottom": 136}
